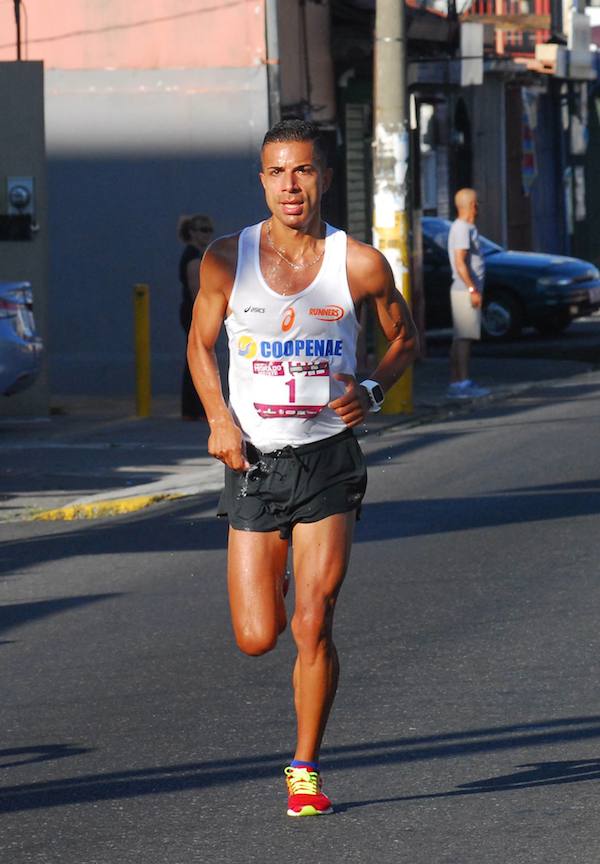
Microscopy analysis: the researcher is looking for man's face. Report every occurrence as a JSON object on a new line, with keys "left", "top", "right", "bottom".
{"left": 259, "top": 140, "right": 332, "bottom": 229}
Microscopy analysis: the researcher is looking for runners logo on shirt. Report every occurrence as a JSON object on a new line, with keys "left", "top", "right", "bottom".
{"left": 309, "top": 305, "right": 344, "bottom": 322}
{"left": 238, "top": 336, "right": 257, "bottom": 359}
{"left": 281, "top": 307, "right": 296, "bottom": 332}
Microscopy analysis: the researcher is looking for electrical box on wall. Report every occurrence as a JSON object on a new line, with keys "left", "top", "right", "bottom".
{"left": 1, "top": 176, "right": 36, "bottom": 241}
{"left": 7, "top": 176, "right": 35, "bottom": 215}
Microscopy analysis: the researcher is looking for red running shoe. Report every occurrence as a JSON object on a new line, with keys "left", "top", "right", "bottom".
{"left": 284, "top": 765, "right": 333, "bottom": 817}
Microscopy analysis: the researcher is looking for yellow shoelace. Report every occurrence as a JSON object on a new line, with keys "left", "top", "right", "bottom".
{"left": 285, "top": 766, "right": 319, "bottom": 796}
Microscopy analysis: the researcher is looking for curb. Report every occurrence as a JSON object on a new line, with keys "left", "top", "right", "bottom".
{"left": 29, "top": 460, "right": 225, "bottom": 522}
{"left": 31, "top": 491, "right": 186, "bottom": 521}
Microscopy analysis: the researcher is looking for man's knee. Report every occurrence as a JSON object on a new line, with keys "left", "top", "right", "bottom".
{"left": 234, "top": 624, "right": 278, "bottom": 657}
{"left": 291, "top": 599, "right": 336, "bottom": 653}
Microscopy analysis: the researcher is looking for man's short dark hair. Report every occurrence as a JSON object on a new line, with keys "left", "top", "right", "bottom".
{"left": 262, "top": 119, "right": 328, "bottom": 166}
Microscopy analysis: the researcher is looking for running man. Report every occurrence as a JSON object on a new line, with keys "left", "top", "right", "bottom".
{"left": 187, "top": 119, "right": 418, "bottom": 816}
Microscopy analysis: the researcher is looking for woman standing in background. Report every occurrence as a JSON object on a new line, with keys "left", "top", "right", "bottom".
{"left": 177, "top": 214, "right": 213, "bottom": 420}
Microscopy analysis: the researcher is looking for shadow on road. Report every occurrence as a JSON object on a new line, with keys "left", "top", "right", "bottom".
{"left": 2, "top": 716, "right": 600, "bottom": 813}
{"left": 0, "top": 594, "right": 121, "bottom": 638}
{"left": 356, "top": 477, "right": 600, "bottom": 542}
{"left": 0, "top": 496, "right": 227, "bottom": 579}
{"left": 0, "top": 745, "right": 92, "bottom": 771}
{"left": 336, "top": 758, "right": 600, "bottom": 812}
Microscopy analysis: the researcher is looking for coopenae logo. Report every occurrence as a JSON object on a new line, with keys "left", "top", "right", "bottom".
{"left": 309, "top": 305, "right": 344, "bottom": 322}
{"left": 238, "top": 336, "right": 257, "bottom": 359}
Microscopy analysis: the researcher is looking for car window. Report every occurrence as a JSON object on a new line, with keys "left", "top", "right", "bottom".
{"left": 422, "top": 218, "right": 502, "bottom": 257}
{"left": 432, "top": 227, "right": 449, "bottom": 249}
{"left": 479, "top": 236, "right": 502, "bottom": 256}
{"left": 422, "top": 219, "right": 449, "bottom": 253}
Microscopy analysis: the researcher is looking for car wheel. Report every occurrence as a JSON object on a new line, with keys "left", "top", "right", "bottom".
{"left": 482, "top": 289, "right": 523, "bottom": 341}
{"left": 533, "top": 311, "right": 572, "bottom": 338}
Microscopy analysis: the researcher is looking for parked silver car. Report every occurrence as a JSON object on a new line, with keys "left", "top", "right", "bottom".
{"left": 0, "top": 281, "right": 43, "bottom": 395}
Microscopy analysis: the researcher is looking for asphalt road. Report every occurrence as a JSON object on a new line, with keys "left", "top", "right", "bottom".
{"left": 3, "top": 370, "right": 600, "bottom": 863}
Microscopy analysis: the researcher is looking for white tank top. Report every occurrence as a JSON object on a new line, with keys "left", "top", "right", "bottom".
{"left": 225, "top": 221, "right": 360, "bottom": 451}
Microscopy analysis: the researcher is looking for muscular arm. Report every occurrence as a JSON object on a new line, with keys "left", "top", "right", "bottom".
{"left": 329, "top": 241, "right": 419, "bottom": 426}
{"left": 187, "top": 236, "right": 250, "bottom": 471}
{"left": 363, "top": 253, "right": 419, "bottom": 391}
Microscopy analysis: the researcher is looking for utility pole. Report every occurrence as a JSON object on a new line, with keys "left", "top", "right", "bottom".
{"left": 265, "top": 0, "right": 281, "bottom": 125}
{"left": 372, "top": 0, "right": 413, "bottom": 414}
{"left": 13, "top": 0, "right": 22, "bottom": 60}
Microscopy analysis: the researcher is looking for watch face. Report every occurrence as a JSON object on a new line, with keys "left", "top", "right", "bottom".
{"left": 372, "top": 384, "right": 384, "bottom": 405}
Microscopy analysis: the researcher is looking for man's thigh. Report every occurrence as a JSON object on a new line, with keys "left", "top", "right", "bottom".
{"left": 227, "top": 527, "right": 289, "bottom": 645}
{"left": 291, "top": 511, "right": 357, "bottom": 609}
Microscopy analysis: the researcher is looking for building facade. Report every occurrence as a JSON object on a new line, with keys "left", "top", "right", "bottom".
{"left": 0, "top": 1, "right": 273, "bottom": 397}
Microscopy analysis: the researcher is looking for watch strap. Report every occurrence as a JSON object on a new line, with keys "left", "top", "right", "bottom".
{"left": 360, "top": 379, "right": 384, "bottom": 413}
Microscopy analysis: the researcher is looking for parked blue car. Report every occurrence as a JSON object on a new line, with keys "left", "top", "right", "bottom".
{"left": 0, "top": 281, "right": 43, "bottom": 395}
{"left": 422, "top": 217, "right": 600, "bottom": 340}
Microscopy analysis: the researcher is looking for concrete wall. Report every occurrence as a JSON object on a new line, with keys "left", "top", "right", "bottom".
{"left": 45, "top": 66, "right": 269, "bottom": 395}
{"left": 0, "top": 2, "right": 271, "bottom": 397}
{"left": 0, "top": 61, "right": 48, "bottom": 415}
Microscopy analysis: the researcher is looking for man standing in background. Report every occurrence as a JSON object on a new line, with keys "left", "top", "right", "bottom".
{"left": 447, "top": 188, "right": 490, "bottom": 400}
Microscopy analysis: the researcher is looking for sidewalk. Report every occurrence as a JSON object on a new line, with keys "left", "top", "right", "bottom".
{"left": 0, "top": 350, "right": 594, "bottom": 522}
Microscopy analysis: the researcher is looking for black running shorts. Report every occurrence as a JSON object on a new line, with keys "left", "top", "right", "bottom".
{"left": 217, "top": 428, "right": 367, "bottom": 539}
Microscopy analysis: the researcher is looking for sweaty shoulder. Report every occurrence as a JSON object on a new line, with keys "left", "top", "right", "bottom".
{"left": 204, "top": 233, "right": 240, "bottom": 271}
{"left": 201, "top": 232, "right": 241, "bottom": 297}
{"left": 346, "top": 235, "right": 392, "bottom": 301}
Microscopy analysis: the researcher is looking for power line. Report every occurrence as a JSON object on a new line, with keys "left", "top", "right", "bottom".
{"left": 0, "top": 0, "right": 247, "bottom": 51}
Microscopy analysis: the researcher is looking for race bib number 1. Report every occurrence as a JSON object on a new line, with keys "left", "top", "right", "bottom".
{"left": 252, "top": 359, "right": 330, "bottom": 419}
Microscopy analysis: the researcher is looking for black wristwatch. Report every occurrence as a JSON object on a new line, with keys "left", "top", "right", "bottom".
{"left": 360, "top": 379, "right": 385, "bottom": 413}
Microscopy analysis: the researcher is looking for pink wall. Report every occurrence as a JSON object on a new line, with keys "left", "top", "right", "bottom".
{"left": 0, "top": 0, "right": 266, "bottom": 69}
